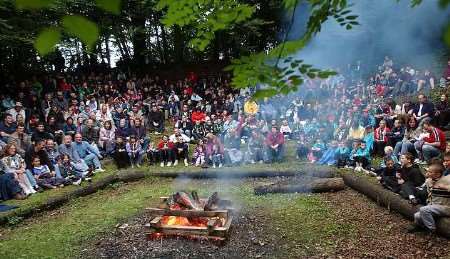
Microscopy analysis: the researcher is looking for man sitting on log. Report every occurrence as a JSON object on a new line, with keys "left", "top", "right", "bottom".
{"left": 409, "top": 163, "right": 450, "bottom": 233}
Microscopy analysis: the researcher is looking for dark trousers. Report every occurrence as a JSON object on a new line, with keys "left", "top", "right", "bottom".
{"left": 159, "top": 149, "right": 174, "bottom": 162}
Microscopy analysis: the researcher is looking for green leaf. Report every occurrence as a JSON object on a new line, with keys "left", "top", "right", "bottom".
{"left": 253, "top": 89, "right": 278, "bottom": 99}
{"left": 346, "top": 24, "right": 352, "bottom": 30}
{"left": 444, "top": 23, "right": 450, "bottom": 48}
{"left": 345, "top": 15, "right": 358, "bottom": 20}
{"left": 16, "top": 0, "right": 54, "bottom": 9}
{"left": 95, "top": 0, "right": 121, "bottom": 14}
{"left": 62, "top": 15, "right": 99, "bottom": 51}
{"left": 306, "top": 72, "right": 316, "bottom": 79}
{"left": 34, "top": 27, "right": 61, "bottom": 56}
{"left": 439, "top": 0, "right": 450, "bottom": 8}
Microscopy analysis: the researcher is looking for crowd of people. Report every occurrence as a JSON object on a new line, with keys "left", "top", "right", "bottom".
{"left": 0, "top": 57, "right": 450, "bottom": 233}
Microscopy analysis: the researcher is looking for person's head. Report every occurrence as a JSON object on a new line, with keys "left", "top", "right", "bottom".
{"left": 63, "top": 135, "right": 72, "bottom": 145}
{"left": 86, "top": 119, "right": 94, "bottom": 128}
{"left": 426, "top": 163, "right": 445, "bottom": 181}
{"left": 394, "top": 119, "right": 401, "bottom": 128}
{"left": 400, "top": 152, "right": 414, "bottom": 167}
{"left": 34, "top": 139, "right": 46, "bottom": 151}
{"left": 441, "top": 94, "right": 448, "bottom": 102}
{"left": 32, "top": 156, "right": 41, "bottom": 167}
{"left": 385, "top": 157, "right": 395, "bottom": 169}
{"left": 74, "top": 133, "right": 82, "bottom": 143}
{"left": 46, "top": 139, "right": 55, "bottom": 150}
{"left": 62, "top": 154, "right": 70, "bottom": 163}
{"left": 4, "top": 113, "right": 12, "bottom": 125}
{"left": 407, "top": 117, "right": 417, "bottom": 129}
{"left": 134, "top": 118, "right": 142, "bottom": 127}
{"left": 422, "top": 118, "right": 433, "bottom": 131}
{"left": 271, "top": 125, "right": 278, "bottom": 133}
{"left": 384, "top": 146, "right": 393, "bottom": 156}
{"left": 379, "top": 120, "right": 386, "bottom": 129}
{"left": 4, "top": 143, "right": 16, "bottom": 156}
{"left": 16, "top": 124, "right": 25, "bottom": 134}
{"left": 119, "top": 118, "right": 126, "bottom": 128}
{"left": 37, "top": 122, "right": 45, "bottom": 132}
{"left": 152, "top": 105, "right": 158, "bottom": 112}
{"left": 162, "top": 135, "right": 168, "bottom": 142}
{"left": 129, "top": 135, "right": 136, "bottom": 143}
{"left": 15, "top": 102, "right": 23, "bottom": 111}
{"left": 66, "top": 117, "right": 74, "bottom": 125}
{"left": 418, "top": 94, "right": 426, "bottom": 104}
{"left": 104, "top": 120, "right": 112, "bottom": 130}
{"left": 116, "top": 136, "right": 124, "bottom": 144}
{"left": 443, "top": 152, "right": 450, "bottom": 169}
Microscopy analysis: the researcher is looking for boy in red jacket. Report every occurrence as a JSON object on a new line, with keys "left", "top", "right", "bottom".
{"left": 158, "top": 135, "right": 174, "bottom": 167}
{"left": 265, "top": 125, "right": 285, "bottom": 163}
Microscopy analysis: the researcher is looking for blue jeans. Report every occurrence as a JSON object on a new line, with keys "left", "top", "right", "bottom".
{"left": 25, "top": 169, "right": 37, "bottom": 187}
{"left": 415, "top": 142, "right": 441, "bottom": 161}
{"left": 394, "top": 141, "right": 415, "bottom": 157}
{"left": 414, "top": 205, "right": 450, "bottom": 231}
{"left": 265, "top": 144, "right": 284, "bottom": 163}
{"left": 83, "top": 154, "right": 102, "bottom": 169}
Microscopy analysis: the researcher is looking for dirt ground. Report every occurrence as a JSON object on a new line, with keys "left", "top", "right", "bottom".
{"left": 89, "top": 184, "right": 450, "bottom": 259}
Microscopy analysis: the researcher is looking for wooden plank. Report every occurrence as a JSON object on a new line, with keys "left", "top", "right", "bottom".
{"left": 146, "top": 231, "right": 226, "bottom": 241}
{"left": 145, "top": 208, "right": 229, "bottom": 218}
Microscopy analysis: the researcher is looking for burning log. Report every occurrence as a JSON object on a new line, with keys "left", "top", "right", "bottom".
{"left": 254, "top": 178, "right": 345, "bottom": 195}
{"left": 204, "top": 192, "right": 220, "bottom": 211}
{"left": 343, "top": 173, "right": 450, "bottom": 238}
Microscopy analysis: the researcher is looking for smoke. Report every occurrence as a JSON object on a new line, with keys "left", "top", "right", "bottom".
{"left": 288, "top": 0, "right": 449, "bottom": 72}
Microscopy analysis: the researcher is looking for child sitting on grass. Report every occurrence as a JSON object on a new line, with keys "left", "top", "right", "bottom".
{"left": 113, "top": 136, "right": 130, "bottom": 169}
{"left": 317, "top": 140, "right": 338, "bottom": 166}
{"left": 32, "top": 156, "right": 65, "bottom": 189}
{"left": 308, "top": 139, "right": 325, "bottom": 163}
{"left": 57, "top": 154, "right": 82, "bottom": 185}
{"left": 193, "top": 139, "right": 206, "bottom": 167}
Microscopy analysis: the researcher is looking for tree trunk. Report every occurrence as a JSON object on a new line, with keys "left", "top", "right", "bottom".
{"left": 343, "top": 174, "right": 450, "bottom": 238}
{"left": 254, "top": 178, "right": 345, "bottom": 195}
{"left": 173, "top": 25, "right": 184, "bottom": 64}
{"left": 131, "top": 15, "right": 147, "bottom": 68}
{"left": 152, "top": 169, "right": 335, "bottom": 179}
{"left": 105, "top": 35, "right": 111, "bottom": 68}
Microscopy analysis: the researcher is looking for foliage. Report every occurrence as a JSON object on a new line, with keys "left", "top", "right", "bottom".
{"left": 155, "top": 0, "right": 255, "bottom": 51}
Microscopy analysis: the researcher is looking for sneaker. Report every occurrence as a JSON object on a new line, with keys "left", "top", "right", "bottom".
{"left": 95, "top": 168, "right": 105, "bottom": 173}
{"left": 160, "top": 162, "right": 164, "bottom": 167}
{"left": 34, "top": 186, "right": 44, "bottom": 193}
{"left": 213, "top": 164, "right": 216, "bottom": 168}
{"left": 73, "top": 179, "right": 82, "bottom": 185}
{"left": 85, "top": 177, "right": 92, "bottom": 182}
{"left": 184, "top": 159, "right": 188, "bottom": 167}
{"left": 174, "top": 160, "right": 179, "bottom": 166}
{"left": 136, "top": 164, "right": 141, "bottom": 168}
{"left": 131, "top": 164, "right": 134, "bottom": 169}
{"left": 167, "top": 162, "right": 172, "bottom": 167}
{"left": 219, "top": 163, "right": 223, "bottom": 168}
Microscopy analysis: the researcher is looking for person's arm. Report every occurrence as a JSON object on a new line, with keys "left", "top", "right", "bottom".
{"left": 86, "top": 142, "right": 101, "bottom": 157}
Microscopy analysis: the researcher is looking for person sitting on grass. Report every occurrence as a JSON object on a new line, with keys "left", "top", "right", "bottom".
{"left": 57, "top": 154, "right": 82, "bottom": 185}
{"left": 192, "top": 139, "right": 206, "bottom": 167}
{"left": 223, "top": 128, "right": 244, "bottom": 166}
{"left": 280, "top": 119, "right": 292, "bottom": 140}
{"left": 353, "top": 141, "right": 371, "bottom": 173}
{"left": 317, "top": 140, "right": 338, "bottom": 166}
{"left": 246, "top": 130, "right": 264, "bottom": 164}
{"left": 146, "top": 140, "right": 158, "bottom": 166}
{"left": 308, "top": 138, "right": 325, "bottom": 163}
{"left": 264, "top": 125, "right": 285, "bottom": 163}
{"left": 409, "top": 163, "right": 450, "bottom": 234}
{"left": 31, "top": 156, "right": 65, "bottom": 189}
{"left": 336, "top": 141, "right": 350, "bottom": 168}
{"left": 414, "top": 118, "right": 446, "bottom": 165}
{"left": 158, "top": 135, "right": 174, "bottom": 167}
{"left": 398, "top": 152, "right": 425, "bottom": 205}
{"left": 173, "top": 135, "right": 189, "bottom": 167}
{"left": 376, "top": 157, "right": 400, "bottom": 190}
{"left": 113, "top": 136, "right": 129, "bottom": 169}
{"left": 207, "top": 134, "right": 224, "bottom": 168}
{"left": 126, "top": 135, "right": 143, "bottom": 168}
{"left": 73, "top": 133, "right": 105, "bottom": 173}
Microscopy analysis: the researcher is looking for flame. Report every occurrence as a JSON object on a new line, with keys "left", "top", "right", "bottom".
{"left": 161, "top": 215, "right": 209, "bottom": 227}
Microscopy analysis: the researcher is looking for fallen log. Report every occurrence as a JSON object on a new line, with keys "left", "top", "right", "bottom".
{"left": 343, "top": 173, "right": 450, "bottom": 238}
{"left": 254, "top": 177, "right": 345, "bottom": 195}
{"left": 152, "top": 169, "right": 335, "bottom": 179}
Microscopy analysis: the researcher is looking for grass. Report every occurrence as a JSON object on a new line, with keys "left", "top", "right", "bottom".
{"left": 0, "top": 133, "right": 357, "bottom": 258}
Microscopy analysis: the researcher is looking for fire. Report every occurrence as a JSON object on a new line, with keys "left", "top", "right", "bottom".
{"left": 161, "top": 215, "right": 209, "bottom": 227}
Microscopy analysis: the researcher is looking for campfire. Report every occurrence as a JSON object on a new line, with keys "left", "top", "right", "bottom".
{"left": 145, "top": 191, "right": 233, "bottom": 241}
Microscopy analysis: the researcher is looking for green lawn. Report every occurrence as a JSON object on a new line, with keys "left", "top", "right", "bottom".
{"left": 0, "top": 138, "right": 357, "bottom": 258}
{"left": 0, "top": 175, "right": 355, "bottom": 259}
